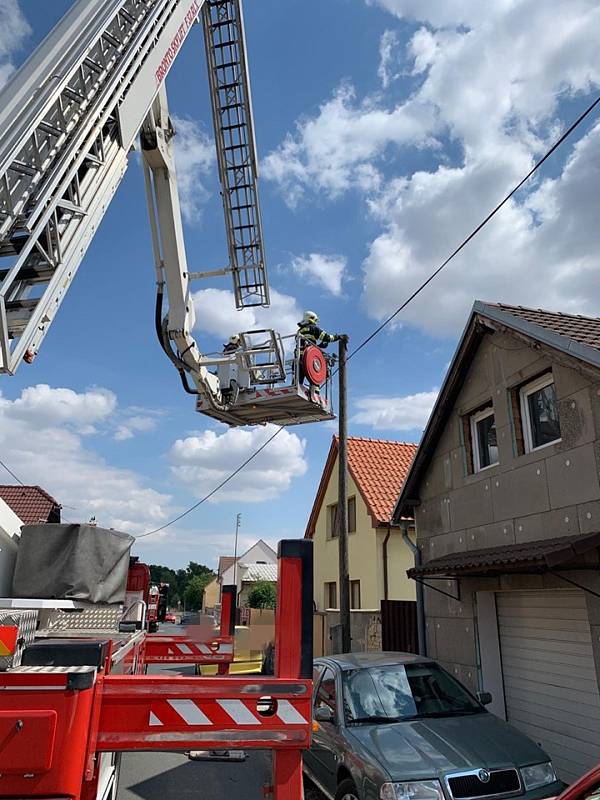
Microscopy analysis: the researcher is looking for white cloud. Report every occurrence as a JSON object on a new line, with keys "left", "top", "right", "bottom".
{"left": 262, "top": 84, "right": 438, "bottom": 206}
{"left": 171, "top": 115, "right": 214, "bottom": 223}
{"left": 114, "top": 414, "right": 159, "bottom": 442}
{"left": 0, "top": 385, "right": 172, "bottom": 534}
{"left": 365, "top": 0, "right": 495, "bottom": 27}
{"left": 169, "top": 423, "right": 307, "bottom": 502}
{"left": 353, "top": 389, "right": 438, "bottom": 430}
{"left": 266, "top": 0, "right": 600, "bottom": 335}
{"left": 290, "top": 253, "right": 346, "bottom": 296}
{"left": 0, "top": 0, "right": 30, "bottom": 88}
{"left": 193, "top": 287, "right": 302, "bottom": 340}
{"left": 7, "top": 384, "right": 116, "bottom": 430}
{"left": 378, "top": 29, "right": 401, "bottom": 88}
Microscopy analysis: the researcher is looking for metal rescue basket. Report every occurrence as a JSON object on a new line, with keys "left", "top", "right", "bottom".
{"left": 196, "top": 329, "right": 336, "bottom": 425}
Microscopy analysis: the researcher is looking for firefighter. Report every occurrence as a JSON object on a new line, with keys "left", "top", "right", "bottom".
{"left": 218, "top": 334, "right": 249, "bottom": 403}
{"left": 223, "top": 334, "right": 240, "bottom": 354}
{"left": 297, "top": 311, "right": 347, "bottom": 394}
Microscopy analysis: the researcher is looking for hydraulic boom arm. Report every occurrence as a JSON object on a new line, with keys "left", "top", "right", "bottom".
{"left": 0, "top": 0, "right": 267, "bottom": 418}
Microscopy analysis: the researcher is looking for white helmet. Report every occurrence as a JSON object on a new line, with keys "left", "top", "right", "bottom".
{"left": 302, "top": 310, "right": 319, "bottom": 325}
{"left": 228, "top": 334, "right": 240, "bottom": 345}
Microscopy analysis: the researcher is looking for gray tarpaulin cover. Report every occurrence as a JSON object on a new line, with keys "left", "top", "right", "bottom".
{"left": 13, "top": 523, "right": 135, "bottom": 603}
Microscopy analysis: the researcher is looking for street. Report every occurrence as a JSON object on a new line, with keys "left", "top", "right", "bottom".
{"left": 118, "top": 749, "right": 271, "bottom": 800}
{"left": 117, "top": 631, "right": 273, "bottom": 800}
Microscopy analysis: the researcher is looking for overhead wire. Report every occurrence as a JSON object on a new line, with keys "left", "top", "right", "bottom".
{"left": 135, "top": 91, "right": 599, "bottom": 537}
{"left": 0, "top": 458, "right": 25, "bottom": 486}
{"left": 136, "top": 426, "right": 283, "bottom": 537}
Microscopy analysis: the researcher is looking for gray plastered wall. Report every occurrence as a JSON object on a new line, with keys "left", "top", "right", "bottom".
{"left": 413, "top": 328, "right": 600, "bottom": 692}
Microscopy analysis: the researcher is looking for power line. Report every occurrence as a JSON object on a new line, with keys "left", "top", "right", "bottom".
{"left": 138, "top": 92, "right": 600, "bottom": 539}
{"left": 347, "top": 93, "right": 600, "bottom": 362}
{"left": 0, "top": 458, "right": 25, "bottom": 486}
{"left": 136, "top": 426, "right": 283, "bottom": 538}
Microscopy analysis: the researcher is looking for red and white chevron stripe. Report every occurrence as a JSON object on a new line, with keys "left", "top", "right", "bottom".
{"left": 145, "top": 636, "right": 233, "bottom": 664}
{"left": 148, "top": 697, "right": 308, "bottom": 728}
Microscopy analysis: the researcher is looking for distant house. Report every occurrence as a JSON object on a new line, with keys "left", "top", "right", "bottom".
{"left": 0, "top": 485, "right": 61, "bottom": 524}
{"left": 394, "top": 301, "right": 600, "bottom": 781}
{"left": 220, "top": 539, "right": 277, "bottom": 608}
{"left": 305, "top": 436, "right": 417, "bottom": 612}
{"left": 201, "top": 576, "right": 220, "bottom": 614}
{"left": 237, "top": 562, "right": 278, "bottom": 607}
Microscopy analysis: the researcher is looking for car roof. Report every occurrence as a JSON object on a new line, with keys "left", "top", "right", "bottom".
{"left": 316, "top": 651, "right": 434, "bottom": 671}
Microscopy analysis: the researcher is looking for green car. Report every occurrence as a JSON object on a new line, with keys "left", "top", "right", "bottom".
{"left": 304, "top": 652, "right": 565, "bottom": 800}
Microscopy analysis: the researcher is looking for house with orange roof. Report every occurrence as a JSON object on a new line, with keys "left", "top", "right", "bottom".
{"left": 305, "top": 436, "right": 417, "bottom": 612}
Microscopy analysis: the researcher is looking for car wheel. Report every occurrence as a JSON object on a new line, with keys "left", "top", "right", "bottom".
{"left": 335, "top": 778, "right": 360, "bottom": 800}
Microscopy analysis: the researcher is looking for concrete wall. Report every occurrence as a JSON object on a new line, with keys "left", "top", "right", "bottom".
{"left": 311, "top": 452, "right": 415, "bottom": 610}
{"left": 414, "top": 329, "right": 600, "bottom": 688}
{"left": 314, "top": 609, "right": 382, "bottom": 656}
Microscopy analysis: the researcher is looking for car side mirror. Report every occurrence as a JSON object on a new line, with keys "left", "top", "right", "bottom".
{"left": 477, "top": 691, "right": 492, "bottom": 706}
{"left": 315, "top": 706, "right": 335, "bottom": 724}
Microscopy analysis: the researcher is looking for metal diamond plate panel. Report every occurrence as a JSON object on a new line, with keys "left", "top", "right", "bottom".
{"left": 37, "top": 604, "right": 122, "bottom": 632}
{"left": 0, "top": 609, "right": 37, "bottom": 669}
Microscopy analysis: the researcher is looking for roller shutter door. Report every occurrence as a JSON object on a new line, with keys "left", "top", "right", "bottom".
{"left": 497, "top": 590, "right": 600, "bottom": 783}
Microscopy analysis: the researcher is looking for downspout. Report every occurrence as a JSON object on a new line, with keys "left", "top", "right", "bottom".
{"left": 401, "top": 520, "right": 426, "bottom": 656}
{"left": 383, "top": 525, "right": 391, "bottom": 601}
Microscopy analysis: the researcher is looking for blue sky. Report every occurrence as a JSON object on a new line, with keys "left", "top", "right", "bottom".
{"left": 1, "top": 0, "right": 600, "bottom": 568}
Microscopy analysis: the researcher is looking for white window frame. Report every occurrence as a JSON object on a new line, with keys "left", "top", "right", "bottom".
{"left": 519, "top": 373, "right": 561, "bottom": 453}
{"left": 470, "top": 406, "right": 498, "bottom": 472}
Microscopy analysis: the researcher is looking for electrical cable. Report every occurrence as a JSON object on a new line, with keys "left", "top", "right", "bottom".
{"left": 346, "top": 93, "right": 600, "bottom": 362}
{"left": 138, "top": 92, "right": 600, "bottom": 538}
{"left": 0, "top": 458, "right": 25, "bottom": 486}
{"left": 136, "top": 425, "right": 284, "bottom": 537}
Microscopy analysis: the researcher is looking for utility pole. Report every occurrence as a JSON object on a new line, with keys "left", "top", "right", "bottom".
{"left": 233, "top": 512, "right": 241, "bottom": 588}
{"left": 338, "top": 335, "right": 351, "bottom": 652}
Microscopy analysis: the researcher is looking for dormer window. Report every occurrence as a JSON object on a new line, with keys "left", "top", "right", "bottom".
{"left": 470, "top": 406, "right": 498, "bottom": 471}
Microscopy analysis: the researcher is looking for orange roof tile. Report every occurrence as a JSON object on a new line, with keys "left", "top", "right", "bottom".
{"left": 305, "top": 437, "right": 417, "bottom": 537}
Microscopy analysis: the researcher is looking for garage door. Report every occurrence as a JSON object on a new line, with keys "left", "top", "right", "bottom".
{"left": 497, "top": 590, "right": 600, "bottom": 782}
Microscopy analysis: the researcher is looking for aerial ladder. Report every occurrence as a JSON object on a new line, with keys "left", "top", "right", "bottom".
{"left": 0, "top": 0, "right": 334, "bottom": 426}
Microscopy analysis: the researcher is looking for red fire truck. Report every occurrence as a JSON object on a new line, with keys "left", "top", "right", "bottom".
{"left": 0, "top": 525, "right": 313, "bottom": 800}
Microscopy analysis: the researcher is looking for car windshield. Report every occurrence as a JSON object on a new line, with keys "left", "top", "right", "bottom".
{"left": 343, "top": 662, "right": 483, "bottom": 723}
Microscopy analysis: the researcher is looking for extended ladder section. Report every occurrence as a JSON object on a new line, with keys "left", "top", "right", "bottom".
{"left": 0, "top": 0, "right": 206, "bottom": 375}
{"left": 0, "top": 0, "right": 267, "bottom": 379}
{"left": 202, "top": 0, "right": 268, "bottom": 308}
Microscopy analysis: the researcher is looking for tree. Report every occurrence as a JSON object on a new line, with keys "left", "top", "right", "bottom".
{"left": 148, "top": 561, "right": 215, "bottom": 609}
{"left": 184, "top": 572, "right": 215, "bottom": 611}
{"left": 247, "top": 581, "right": 276, "bottom": 610}
{"left": 149, "top": 565, "right": 179, "bottom": 605}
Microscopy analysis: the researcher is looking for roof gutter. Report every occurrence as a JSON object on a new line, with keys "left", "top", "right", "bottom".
{"left": 401, "top": 520, "right": 426, "bottom": 657}
{"left": 383, "top": 525, "right": 391, "bottom": 601}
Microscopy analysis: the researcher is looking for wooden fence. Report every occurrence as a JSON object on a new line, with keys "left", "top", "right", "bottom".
{"left": 381, "top": 599, "right": 418, "bottom": 653}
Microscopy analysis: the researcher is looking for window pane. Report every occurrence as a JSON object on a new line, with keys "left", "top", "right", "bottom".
{"left": 348, "top": 497, "right": 356, "bottom": 533}
{"left": 528, "top": 382, "right": 560, "bottom": 448}
{"left": 328, "top": 503, "right": 339, "bottom": 538}
{"left": 350, "top": 580, "right": 361, "bottom": 609}
{"left": 342, "top": 663, "right": 482, "bottom": 723}
{"left": 476, "top": 413, "right": 498, "bottom": 468}
{"left": 325, "top": 582, "right": 337, "bottom": 608}
{"left": 316, "top": 667, "right": 337, "bottom": 716}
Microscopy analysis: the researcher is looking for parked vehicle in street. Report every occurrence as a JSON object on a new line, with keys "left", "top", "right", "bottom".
{"left": 164, "top": 611, "right": 177, "bottom": 623}
{"left": 304, "top": 652, "right": 565, "bottom": 800}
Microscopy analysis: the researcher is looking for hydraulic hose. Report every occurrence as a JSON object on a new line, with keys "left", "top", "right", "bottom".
{"left": 154, "top": 288, "right": 198, "bottom": 395}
